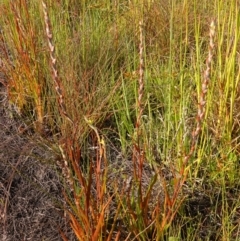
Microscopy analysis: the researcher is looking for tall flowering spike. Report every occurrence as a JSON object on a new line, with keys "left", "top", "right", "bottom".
{"left": 42, "top": 0, "right": 73, "bottom": 193}
{"left": 195, "top": 20, "right": 215, "bottom": 137}
{"left": 41, "top": 1, "right": 73, "bottom": 124}
{"left": 183, "top": 20, "right": 215, "bottom": 167}
{"left": 136, "top": 20, "right": 144, "bottom": 131}
{"left": 133, "top": 20, "right": 145, "bottom": 179}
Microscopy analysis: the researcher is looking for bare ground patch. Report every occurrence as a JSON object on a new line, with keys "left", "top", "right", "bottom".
{"left": 0, "top": 84, "right": 75, "bottom": 241}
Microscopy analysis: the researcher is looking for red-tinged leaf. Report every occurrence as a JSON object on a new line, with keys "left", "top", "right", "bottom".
{"left": 86, "top": 162, "right": 93, "bottom": 214}
{"left": 106, "top": 200, "right": 122, "bottom": 241}
{"left": 114, "top": 231, "right": 121, "bottom": 241}
{"left": 92, "top": 197, "right": 113, "bottom": 241}
{"left": 68, "top": 211, "right": 86, "bottom": 240}
{"left": 142, "top": 174, "right": 157, "bottom": 209}
{"left": 58, "top": 227, "right": 69, "bottom": 241}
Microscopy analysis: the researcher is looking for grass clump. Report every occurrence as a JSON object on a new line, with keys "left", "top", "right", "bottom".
{"left": 1, "top": 0, "right": 240, "bottom": 240}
